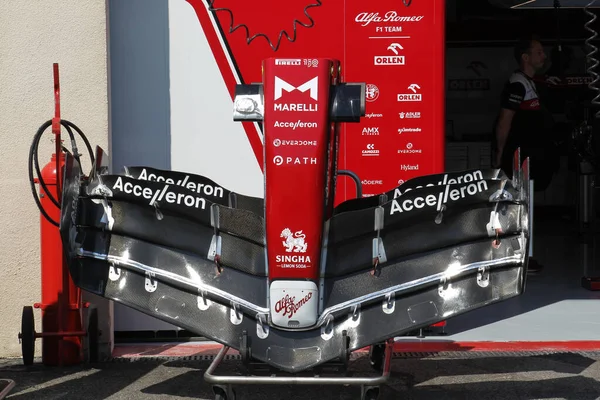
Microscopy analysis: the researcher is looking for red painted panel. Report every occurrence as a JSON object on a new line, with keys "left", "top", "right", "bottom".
{"left": 186, "top": 0, "right": 446, "bottom": 204}
{"left": 262, "top": 58, "right": 334, "bottom": 280}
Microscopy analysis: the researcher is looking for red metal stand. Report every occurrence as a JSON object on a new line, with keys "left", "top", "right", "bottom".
{"left": 19, "top": 64, "right": 98, "bottom": 366}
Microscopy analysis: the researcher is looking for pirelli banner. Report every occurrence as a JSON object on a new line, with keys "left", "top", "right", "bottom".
{"left": 186, "top": 0, "right": 446, "bottom": 205}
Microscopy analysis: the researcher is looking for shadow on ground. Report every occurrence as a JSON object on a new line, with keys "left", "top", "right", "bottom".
{"left": 1, "top": 351, "right": 599, "bottom": 399}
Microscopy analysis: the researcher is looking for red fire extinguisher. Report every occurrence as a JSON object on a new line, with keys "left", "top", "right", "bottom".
{"left": 20, "top": 63, "right": 98, "bottom": 367}
{"left": 38, "top": 151, "right": 86, "bottom": 366}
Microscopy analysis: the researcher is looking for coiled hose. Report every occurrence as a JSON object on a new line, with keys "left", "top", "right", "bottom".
{"left": 207, "top": 0, "right": 323, "bottom": 52}
{"left": 28, "top": 119, "right": 94, "bottom": 227}
{"left": 206, "top": 0, "right": 414, "bottom": 52}
{"left": 585, "top": 0, "right": 600, "bottom": 119}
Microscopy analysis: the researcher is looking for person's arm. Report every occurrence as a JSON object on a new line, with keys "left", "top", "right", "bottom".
{"left": 493, "top": 82, "right": 525, "bottom": 168}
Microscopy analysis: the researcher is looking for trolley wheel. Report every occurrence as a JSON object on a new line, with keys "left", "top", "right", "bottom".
{"left": 213, "top": 385, "right": 236, "bottom": 400}
{"left": 86, "top": 307, "right": 99, "bottom": 363}
{"left": 361, "top": 386, "right": 380, "bottom": 400}
{"left": 368, "top": 343, "right": 386, "bottom": 372}
{"left": 20, "top": 306, "right": 35, "bottom": 366}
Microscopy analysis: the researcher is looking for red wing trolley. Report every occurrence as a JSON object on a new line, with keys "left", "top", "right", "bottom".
{"left": 55, "top": 57, "right": 531, "bottom": 400}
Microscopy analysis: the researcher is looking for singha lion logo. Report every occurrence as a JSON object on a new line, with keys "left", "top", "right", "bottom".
{"left": 281, "top": 228, "right": 308, "bottom": 253}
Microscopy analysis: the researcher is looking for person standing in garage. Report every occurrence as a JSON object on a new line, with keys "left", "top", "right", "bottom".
{"left": 492, "top": 34, "right": 557, "bottom": 274}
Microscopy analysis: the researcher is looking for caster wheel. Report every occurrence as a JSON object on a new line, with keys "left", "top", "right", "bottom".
{"left": 19, "top": 306, "right": 35, "bottom": 366}
{"left": 213, "top": 385, "right": 236, "bottom": 400}
{"left": 368, "top": 343, "right": 385, "bottom": 372}
{"left": 362, "top": 387, "right": 380, "bottom": 400}
{"left": 86, "top": 307, "right": 99, "bottom": 363}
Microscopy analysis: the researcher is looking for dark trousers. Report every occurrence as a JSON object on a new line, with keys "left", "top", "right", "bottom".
{"left": 499, "top": 144, "right": 557, "bottom": 192}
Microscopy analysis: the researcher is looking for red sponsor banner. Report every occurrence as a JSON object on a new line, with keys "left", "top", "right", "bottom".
{"left": 187, "top": 0, "right": 445, "bottom": 205}
{"left": 262, "top": 59, "right": 334, "bottom": 280}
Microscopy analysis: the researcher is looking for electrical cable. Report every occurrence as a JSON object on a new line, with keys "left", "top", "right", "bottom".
{"left": 207, "top": 0, "right": 322, "bottom": 52}
{"left": 206, "top": 0, "right": 414, "bottom": 51}
{"left": 29, "top": 119, "right": 95, "bottom": 227}
{"left": 554, "top": 0, "right": 563, "bottom": 77}
{"left": 584, "top": 0, "right": 600, "bottom": 119}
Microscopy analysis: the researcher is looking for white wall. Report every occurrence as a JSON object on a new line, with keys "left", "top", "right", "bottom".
{"left": 108, "top": 0, "right": 178, "bottom": 332}
{"left": 0, "top": 1, "right": 110, "bottom": 357}
{"left": 168, "top": 0, "right": 264, "bottom": 198}
{"left": 109, "top": 0, "right": 265, "bottom": 332}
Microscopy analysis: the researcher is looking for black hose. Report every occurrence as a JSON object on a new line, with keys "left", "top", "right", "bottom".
{"left": 28, "top": 120, "right": 59, "bottom": 226}
{"left": 62, "top": 119, "right": 95, "bottom": 168}
{"left": 31, "top": 122, "right": 61, "bottom": 209}
{"left": 28, "top": 119, "right": 94, "bottom": 227}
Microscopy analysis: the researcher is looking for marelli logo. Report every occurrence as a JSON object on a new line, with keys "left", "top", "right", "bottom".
{"left": 274, "top": 76, "right": 319, "bottom": 101}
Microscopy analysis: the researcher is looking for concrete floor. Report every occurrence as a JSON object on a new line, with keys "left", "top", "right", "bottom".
{"left": 404, "top": 206, "right": 600, "bottom": 343}
{"left": 2, "top": 349, "right": 600, "bottom": 399}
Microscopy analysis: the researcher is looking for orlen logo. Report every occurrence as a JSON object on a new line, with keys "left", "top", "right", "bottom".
{"left": 398, "top": 127, "right": 422, "bottom": 134}
{"left": 361, "top": 179, "right": 383, "bottom": 185}
{"left": 567, "top": 76, "right": 593, "bottom": 85}
{"left": 374, "top": 43, "right": 405, "bottom": 66}
{"left": 274, "top": 76, "right": 318, "bottom": 112}
{"left": 273, "top": 155, "right": 318, "bottom": 166}
{"left": 362, "top": 143, "right": 379, "bottom": 157}
{"left": 366, "top": 84, "right": 380, "bottom": 102}
{"left": 397, "top": 143, "right": 422, "bottom": 154}
{"left": 362, "top": 127, "right": 379, "bottom": 136}
{"left": 355, "top": 12, "right": 424, "bottom": 27}
{"left": 398, "top": 84, "right": 422, "bottom": 102}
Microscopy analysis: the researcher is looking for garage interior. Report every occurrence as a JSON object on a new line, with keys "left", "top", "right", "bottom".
{"left": 107, "top": 0, "right": 600, "bottom": 347}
